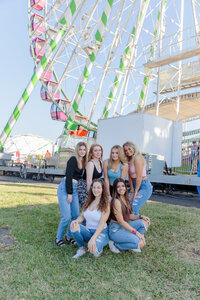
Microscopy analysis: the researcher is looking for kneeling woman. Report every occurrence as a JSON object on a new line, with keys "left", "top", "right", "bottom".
{"left": 109, "top": 178, "right": 150, "bottom": 253}
{"left": 70, "top": 179, "right": 110, "bottom": 258}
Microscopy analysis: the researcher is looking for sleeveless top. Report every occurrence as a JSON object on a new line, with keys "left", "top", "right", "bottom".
{"left": 107, "top": 159, "right": 122, "bottom": 184}
{"left": 83, "top": 208, "right": 107, "bottom": 229}
{"left": 129, "top": 161, "right": 146, "bottom": 179}
{"left": 92, "top": 160, "right": 103, "bottom": 179}
{"left": 110, "top": 198, "right": 132, "bottom": 222}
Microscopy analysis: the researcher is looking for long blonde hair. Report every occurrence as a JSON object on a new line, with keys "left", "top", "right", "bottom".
{"left": 108, "top": 145, "right": 125, "bottom": 169}
{"left": 123, "top": 141, "right": 142, "bottom": 163}
{"left": 75, "top": 142, "right": 88, "bottom": 169}
{"left": 88, "top": 144, "right": 103, "bottom": 161}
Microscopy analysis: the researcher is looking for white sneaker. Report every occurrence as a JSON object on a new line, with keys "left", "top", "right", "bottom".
{"left": 108, "top": 240, "right": 120, "bottom": 254}
{"left": 72, "top": 248, "right": 86, "bottom": 259}
{"left": 94, "top": 249, "right": 103, "bottom": 258}
{"left": 131, "top": 248, "right": 141, "bottom": 253}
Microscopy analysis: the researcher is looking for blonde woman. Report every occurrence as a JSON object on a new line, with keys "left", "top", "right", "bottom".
{"left": 103, "top": 145, "right": 128, "bottom": 197}
{"left": 55, "top": 142, "right": 88, "bottom": 247}
{"left": 123, "top": 141, "right": 152, "bottom": 215}
{"left": 86, "top": 144, "right": 103, "bottom": 190}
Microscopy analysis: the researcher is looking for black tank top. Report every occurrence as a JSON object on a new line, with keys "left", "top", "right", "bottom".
{"left": 92, "top": 161, "right": 103, "bottom": 179}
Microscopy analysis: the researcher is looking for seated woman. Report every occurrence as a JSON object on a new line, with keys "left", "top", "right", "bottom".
{"left": 123, "top": 141, "right": 153, "bottom": 215}
{"left": 109, "top": 178, "right": 150, "bottom": 253}
{"left": 70, "top": 179, "right": 110, "bottom": 258}
{"left": 103, "top": 145, "right": 128, "bottom": 198}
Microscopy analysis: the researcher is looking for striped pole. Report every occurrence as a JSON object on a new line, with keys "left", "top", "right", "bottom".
{"left": 0, "top": 0, "right": 82, "bottom": 151}
{"left": 65, "top": 0, "right": 114, "bottom": 131}
{"left": 137, "top": 0, "right": 167, "bottom": 110}
{"left": 102, "top": 0, "right": 150, "bottom": 119}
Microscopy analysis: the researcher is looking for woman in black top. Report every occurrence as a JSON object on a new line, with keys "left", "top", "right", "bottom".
{"left": 86, "top": 144, "right": 103, "bottom": 191}
{"left": 55, "top": 142, "right": 88, "bottom": 247}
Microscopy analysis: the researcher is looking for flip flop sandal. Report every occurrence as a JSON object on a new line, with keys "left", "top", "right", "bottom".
{"left": 65, "top": 238, "right": 77, "bottom": 245}
{"left": 55, "top": 238, "right": 66, "bottom": 247}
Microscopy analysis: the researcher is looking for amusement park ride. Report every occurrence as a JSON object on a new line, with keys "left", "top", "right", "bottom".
{"left": 0, "top": 0, "right": 200, "bottom": 187}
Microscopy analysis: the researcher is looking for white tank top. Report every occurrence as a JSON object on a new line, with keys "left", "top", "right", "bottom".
{"left": 83, "top": 208, "right": 107, "bottom": 230}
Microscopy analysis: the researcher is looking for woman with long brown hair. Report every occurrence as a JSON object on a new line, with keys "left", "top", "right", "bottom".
{"left": 55, "top": 142, "right": 87, "bottom": 247}
{"left": 123, "top": 141, "right": 152, "bottom": 215}
{"left": 86, "top": 144, "right": 103, "bottom": 190}
{"left": 108, "top": 178, "right": 150, "bottom": 253}
{"left": 70, "top": 179, "right": 110, "bottom": 258}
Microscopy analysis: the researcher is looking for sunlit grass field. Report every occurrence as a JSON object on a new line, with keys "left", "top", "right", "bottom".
{"left": 0, "top": 182, "right": 200, "bottom": 300}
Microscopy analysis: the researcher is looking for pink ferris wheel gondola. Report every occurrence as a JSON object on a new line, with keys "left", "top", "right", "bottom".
{"left": 30, "top": 37, "right": 45, "bottom": 60}
{"left": 40, "top": 81, "right": 61, "bottom": 102}
{"left": 30, "top": 14, "right": 45, "bottom": 36}
{"left": 30, "top": 0, "right": 46, "bottom": 11}
{"left": 50, "top": 100, "right": 69, "bottom": 122}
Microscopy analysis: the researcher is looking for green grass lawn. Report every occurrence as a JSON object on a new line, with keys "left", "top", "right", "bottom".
{"left": 0, "top": 182, "right": 200, "bottom": 300}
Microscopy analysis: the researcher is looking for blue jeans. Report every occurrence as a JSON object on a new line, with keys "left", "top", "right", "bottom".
{"left": 109, "top": 220, "right": 146, "bottom": 251}
{"left": 131, "top": 179, "right": 153, "bottom": 215}
{"left": 72, "top": 225, "right": 109, "bottom": 253}
{"left": 56, "top": 178, "right": 79, "bottom": 240}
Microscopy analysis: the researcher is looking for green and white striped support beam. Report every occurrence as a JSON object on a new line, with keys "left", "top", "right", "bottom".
{"left": 137, "top": 0, "right": 167, "bottom": 110}
{"left": 102, "top": 0, "right": 150, "bottom": 119}
{"left": 0, "top": 0, "right": 82, "bottom": 151}
{"left": 65, "top": 0, "right": 114, "bottom": 131}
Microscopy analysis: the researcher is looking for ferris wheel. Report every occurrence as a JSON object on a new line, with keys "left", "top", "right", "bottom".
{"left": 1, "top": 0, "right": 200, "bottom": 151}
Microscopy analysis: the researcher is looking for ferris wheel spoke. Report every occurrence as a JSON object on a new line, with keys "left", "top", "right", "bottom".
{"left": 65, "top": 0, "right": 115, "bottom": 130}
{"left": 88, "top": 0, "right": 128, "bottom": 122}
{"left": 137, "top": 0, "right": 167, "bottom": 110}
{"left": 101, "top": 0, "right": 150, "bottom": 119}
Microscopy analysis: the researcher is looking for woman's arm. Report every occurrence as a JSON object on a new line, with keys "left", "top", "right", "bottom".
{"left": 65, "top": 156, "right": 77, "bottom": 203}
{"left": 134, "top": 154, "right": 145, "bottom": 196}
{"left": 70, "top": 213, "right": 85, "bottom": 231}
{"left": 121, "top": 163, "right": 128, "bottom": 180}
{"left": 112, "top": 200, "right": 145, "bottom": 242}
{"left": 103, "top": 160, "right": 110, "bottom": 196}
{"left": 86, "top": 161, "right": 94, "bottom": 191}
{"left": 88, "top": 206, "right": 110, "bottom": 254}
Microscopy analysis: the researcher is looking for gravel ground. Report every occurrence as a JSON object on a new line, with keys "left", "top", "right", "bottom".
{"left": 0, "top": 175, "right": 200, "bottom": 209}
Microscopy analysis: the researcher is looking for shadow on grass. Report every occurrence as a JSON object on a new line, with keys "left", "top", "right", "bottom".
{"left": 0, "top": 183, "right": 58, "bottom": 190}
{"left": 4, "top": 191, "right": 57, "bottom": 197}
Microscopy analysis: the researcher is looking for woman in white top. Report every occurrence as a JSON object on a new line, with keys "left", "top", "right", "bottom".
{"left": 70, "top": 179, "right": 110, "bottom": 258}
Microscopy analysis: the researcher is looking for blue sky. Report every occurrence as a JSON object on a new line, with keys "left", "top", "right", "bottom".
{"left": 0, "top": 1, "right": 64, "bottom": 142}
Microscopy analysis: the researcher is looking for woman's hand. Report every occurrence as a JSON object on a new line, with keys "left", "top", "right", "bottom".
{"left": 67, "top": 194, "right": 72, "bottom": 203}
{"left": 141, "top": 215, "right": 150, "bottom": 225}
{"left": 70, "top": 220, "right": 79, "bottom": 231}
{"left": 88, "top": 237, "right": 97, "bottom": 254}
{"left": 136, "top": 232, "right": 146, "bottom": 244}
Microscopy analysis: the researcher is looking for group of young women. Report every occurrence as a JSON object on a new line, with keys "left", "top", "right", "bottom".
{"left": 55, "top": 141, "right": 152, "bottom": 258}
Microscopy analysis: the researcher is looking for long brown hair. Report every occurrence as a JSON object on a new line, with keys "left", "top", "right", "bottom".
{"left": 83, "top": 179, "right": 108, "bottom": 213}
{"left": 111, "top": 178, "right": 132, "bottom": 219}
{"left": 88, "top": 144, "right": 103, "bottom": 161}
{"left": 75, "top": 142, "right": 88, "bottom": 169}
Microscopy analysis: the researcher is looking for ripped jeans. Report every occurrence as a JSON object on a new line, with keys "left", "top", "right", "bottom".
{"left": 72, "top": 225, "right": 109, "bottom": 253}
{"left": 131, "top": 179, "right": 153, "bottom": 215}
